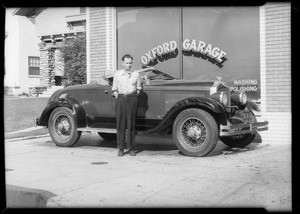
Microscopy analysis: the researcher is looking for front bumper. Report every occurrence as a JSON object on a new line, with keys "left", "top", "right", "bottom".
{"left": 219, "top": 121, "right": 268, "bottom": 137}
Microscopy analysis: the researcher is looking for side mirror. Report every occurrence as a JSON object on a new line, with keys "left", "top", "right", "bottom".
{"left": 144, "top": 71, "right": 152, "bottom": 85}
{"left": 104, "top": 70, "right": 115, "bottom": 86}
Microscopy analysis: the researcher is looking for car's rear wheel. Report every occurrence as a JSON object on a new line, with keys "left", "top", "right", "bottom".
{"left": 98, "top": 133, "right": 117, "bottom": 141}
{"left": 220, "top": 112, "right": 257, "bottom": 148}
{"left": 173, "top": 108, "right": 218, "bottom": 157}
{"left": 48, "top": 107, "right": 81, "bottom": 147}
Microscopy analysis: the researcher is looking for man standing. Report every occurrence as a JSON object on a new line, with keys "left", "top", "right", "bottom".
{"left": 112, "top": 54, "right": 154, "bottom": 157}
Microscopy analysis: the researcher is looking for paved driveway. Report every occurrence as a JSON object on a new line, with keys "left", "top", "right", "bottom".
{"left": 5, "top": 133, "right": 291, "bottom": 211}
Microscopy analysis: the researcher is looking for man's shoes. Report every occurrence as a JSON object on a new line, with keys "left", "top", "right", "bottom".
{"left": 129, "top": 149, "right": 136, "bottom": 156}
{"left": 118, "top": 149, "right": 124, "bottom": 157}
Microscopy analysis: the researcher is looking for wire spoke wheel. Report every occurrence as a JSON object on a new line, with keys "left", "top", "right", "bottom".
{"left": 54, "top": 114, "right": 72, "bottom": 140}
{"left": 181, "top": 118, "right": 207, "bottom": 149}
{"left": 173, "top": 108, "right": 218, "bottom": 157}
{"left": 48, "top": 107, "right": 81, "bottom": 147}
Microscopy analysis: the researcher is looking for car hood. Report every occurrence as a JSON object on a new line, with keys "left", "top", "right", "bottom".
{"left": 57, "top": 79, "right": 228, "bottom": 96}
{"left": 148, "top": 79, "right": 215, "bottom": 88}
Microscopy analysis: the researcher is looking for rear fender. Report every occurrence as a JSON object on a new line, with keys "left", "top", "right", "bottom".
{"left": 38, "top": 96, "right": 87, "bottom": 128}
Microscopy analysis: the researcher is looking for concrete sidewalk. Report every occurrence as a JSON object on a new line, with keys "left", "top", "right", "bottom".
{"left": 5, "top": 133, "right": 292, "bottom": 210}
{"left": 5, "top": 126, "right": 44, "bottom": 135}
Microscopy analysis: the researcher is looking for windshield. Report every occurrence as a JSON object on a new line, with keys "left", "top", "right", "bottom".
{"left": 101, "top": 69, "right": 177, "bottom": 86}
{"left": 140, "top": 69, "right": 176, "bottom": 81}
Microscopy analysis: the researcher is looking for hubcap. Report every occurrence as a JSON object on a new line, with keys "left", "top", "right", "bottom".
{"left": 181, "top": 118, "right": 207, "bottom": 148}
{"left": 54, "top": 114, "right": 72, "bottom": 139}
{"left": 186, "top": 126, "right": 202, "bottom": 139}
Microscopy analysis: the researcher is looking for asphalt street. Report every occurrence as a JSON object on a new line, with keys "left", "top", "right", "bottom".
{"left": 5, "top": 132, "right": 291, "bottom": 211}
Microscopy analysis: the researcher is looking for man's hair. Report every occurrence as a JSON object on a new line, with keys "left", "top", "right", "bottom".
{"left": 122, "top": 54, "right": 133, "bottom": 61}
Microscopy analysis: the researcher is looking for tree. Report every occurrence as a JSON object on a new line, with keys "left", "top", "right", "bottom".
{"left": 60, "top": 33, "right": 86, "bottom": 86}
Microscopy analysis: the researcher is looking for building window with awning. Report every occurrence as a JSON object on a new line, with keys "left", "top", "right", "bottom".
{"left": 28, "top": 56, "right": 40, "bottom": 76}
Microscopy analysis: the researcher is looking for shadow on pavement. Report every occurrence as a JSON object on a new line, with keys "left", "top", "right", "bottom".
{"left": 73, "top": 133, "right": 178, "bottom": 152}
{"left": 74, "top": 139, "right": 117, "bottom": 148}
{"left": 207, "top": 133, "right": 263, "bottom": 157}
{"left": 67, "top": 132, "right": 265, "bottom": 157}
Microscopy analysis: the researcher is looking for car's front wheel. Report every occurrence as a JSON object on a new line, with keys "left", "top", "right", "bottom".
{"left": 48, "top": 107, "right": 81, "bottom": 147}
{"left": 173, "top": 108, "right": 218, "bottom": 157}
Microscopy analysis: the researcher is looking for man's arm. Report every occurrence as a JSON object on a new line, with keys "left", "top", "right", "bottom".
{"left": 135, "top": 66, "right": 155, "bottom": 73}
{"left": 111, "top": 73, "right": 118, "bottom": 98}
{"left": 136, "top": 75, "right": 142, "bottom": 95}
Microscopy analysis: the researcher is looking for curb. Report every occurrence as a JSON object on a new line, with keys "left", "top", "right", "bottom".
{"left": 5, "top": 127, "right": 44, "bottom": 135}
{"left": 6, "top": 185, "right": 56, "bottom": 208}
{"left": 5, "top": 134, "right": 50, "bottom": 142}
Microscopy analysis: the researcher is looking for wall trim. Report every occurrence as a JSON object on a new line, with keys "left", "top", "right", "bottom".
{"left": 259, "top": 5, "right": 267, "bottom": 113}
{"left": 86, "top": 7, "right": 91, "bottom": 83}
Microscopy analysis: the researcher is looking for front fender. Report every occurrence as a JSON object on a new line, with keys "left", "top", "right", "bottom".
{"left": 37, "top": 96, "right": 87, "bottom": 128}
{"left": 171, "top": 97, "right": 227, "bottom": 114}
{"left": 145, "top": 97, "right": 228, "bottom": 134}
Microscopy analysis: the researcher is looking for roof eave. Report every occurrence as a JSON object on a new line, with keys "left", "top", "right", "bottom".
{"left": 13, "top": 8, "right": 36, "bottom": 17}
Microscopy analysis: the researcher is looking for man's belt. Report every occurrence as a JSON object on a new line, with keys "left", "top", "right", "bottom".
{"left": 118, "top": 92, "right": 137, "bottom": 97}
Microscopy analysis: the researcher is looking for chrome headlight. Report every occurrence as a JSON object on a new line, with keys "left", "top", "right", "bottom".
{"left": 211, "top": 92, "right": 228, "bottom": 105}
{"left": 240, "top": 92, "right": 247, "bottom": 105}
{"left": 220, "top": 92, "right": 228, "bottom": 105}
{"left": 231, "top": 91, "right": 247, "bottom": 105}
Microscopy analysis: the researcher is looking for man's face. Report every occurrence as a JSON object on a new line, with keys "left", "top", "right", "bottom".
{"left": 122, "top": 57, "right": 133, "bottom": 71}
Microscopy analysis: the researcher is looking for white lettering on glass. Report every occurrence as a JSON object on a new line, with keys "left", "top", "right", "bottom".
{"left": 140, "top": 39, "right": 227, "bottom": 67}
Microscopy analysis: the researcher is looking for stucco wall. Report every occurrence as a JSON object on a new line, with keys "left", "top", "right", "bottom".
{"left": 5, "top": 8, "right": 40, "bottom": 94}
{"left": 5, "top": 9, "right": 20, "bottom": 89}
{"left": 18, "top": 16, "right": 41, "bottom": 91}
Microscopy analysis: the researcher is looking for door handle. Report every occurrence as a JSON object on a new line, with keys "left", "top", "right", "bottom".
{"left": 105, "top": 90, "right": 108, "bottom": 94}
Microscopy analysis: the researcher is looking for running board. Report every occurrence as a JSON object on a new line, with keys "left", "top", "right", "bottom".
{"left": 77, "top": 127, "right": 117, "bottom": 133}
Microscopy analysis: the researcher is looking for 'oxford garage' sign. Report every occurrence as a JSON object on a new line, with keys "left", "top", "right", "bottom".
{"left": 140, "top": 39, "right": 228, "bottom": 68}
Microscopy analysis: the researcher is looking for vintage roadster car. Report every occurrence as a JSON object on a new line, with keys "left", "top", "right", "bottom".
{"left": 35, "top": 69, "right": 268, "bottom": 157}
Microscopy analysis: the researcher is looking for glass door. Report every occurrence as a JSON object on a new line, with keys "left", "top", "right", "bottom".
{"left": 182, "top": 7, "right": 260, "bottom": 101}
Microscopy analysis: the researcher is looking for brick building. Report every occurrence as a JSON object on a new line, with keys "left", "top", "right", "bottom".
{"left": 258, "top": 3, "right": 291, "bottom": 144}
{"left": 86, "top": 3, "right": 291, "bottom": 145}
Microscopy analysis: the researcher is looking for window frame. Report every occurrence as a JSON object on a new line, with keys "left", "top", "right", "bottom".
{"left": 28, "top": 56, "right": 40, "bottom": 78}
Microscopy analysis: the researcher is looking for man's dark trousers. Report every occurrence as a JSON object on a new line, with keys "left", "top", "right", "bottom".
{"left": 115, "top": 94, "right": 138, "bottom": 150}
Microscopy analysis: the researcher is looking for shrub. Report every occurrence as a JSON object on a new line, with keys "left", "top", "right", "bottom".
{"left": 19, "top": 92, "right": 29, "bottom": 97}
{"left": 60, "top": 33, "right": 86, "bottom": 85}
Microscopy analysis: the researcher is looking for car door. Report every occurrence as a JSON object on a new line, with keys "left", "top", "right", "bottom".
{"left": 135, "top": 82, "right": 165, "bottom": 131}
{"left": 86, "top": 84, "right": 115, "bottom": 128}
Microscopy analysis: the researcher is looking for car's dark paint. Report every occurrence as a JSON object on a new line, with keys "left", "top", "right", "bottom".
{"left": 38, "top": 95, "right": 87, "bottom": 128}
{"left": 143, "top": 96, "right": 230, "bottom": 134}
{"left": 38, "top": 82, "right": 230, "bottom": 134}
